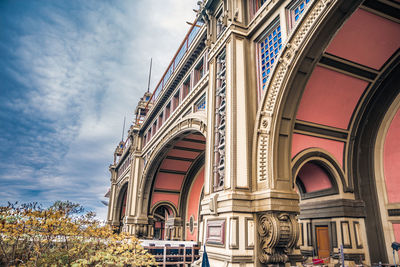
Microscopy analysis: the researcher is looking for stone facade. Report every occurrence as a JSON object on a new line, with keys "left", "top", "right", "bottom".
{"left": 107, "top": 0, "right": 400, "bottom": 266}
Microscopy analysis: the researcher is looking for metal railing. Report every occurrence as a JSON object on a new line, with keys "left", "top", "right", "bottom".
{"left": 143, "top": 243, "right": 200, "bottom": 266}
{"left": 138, "top": 19, "right": 204, "bottom": 125}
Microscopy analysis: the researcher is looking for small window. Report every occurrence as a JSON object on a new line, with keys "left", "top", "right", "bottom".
{"left": 165, "top": 102, "right": 171, "bottom": 120}
{"left": 287, "top": 0, "right": 312, "bottom": 31}
{"left": 195, "top": 95, "right": 206, "bottom": 112}
{"left": 194, "top": 59, "right": 204, "bottom": 85}
{"left": 172, "top": 91, "right": 180, "bottom": 111}
{"left": 182, "top": 78, "right": 191, "bottom": 100}
{"left": 257, "top": 19, "right": 282, "bottom": 95}
{"left": 152, "top": 121, "right": 157, "bottom": 135}
{"left": 158, "top": 112, "right": 163, "bottom": 129}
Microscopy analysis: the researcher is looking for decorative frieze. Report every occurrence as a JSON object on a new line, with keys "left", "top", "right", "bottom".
{"left": 213, "top": 49, "right": 226, "bottom": 191}
{"left": 257, "top": 211, "right": 299, "bottom": 264}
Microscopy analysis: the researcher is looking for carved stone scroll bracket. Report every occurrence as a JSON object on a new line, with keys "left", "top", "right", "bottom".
{"left": 257, "top": 211, "right": 299, "bottom": 265}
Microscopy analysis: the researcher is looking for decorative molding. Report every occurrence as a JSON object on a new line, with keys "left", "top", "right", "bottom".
{"left": 307, "top": 223, "right": 312, "bottom": 246}
{"left": 213, "top": 50, "right": 226, "bottom": 191}
{"left": 353, "top": 221, "right": 363, "bottom": 249}
{"left": 257, "top": 211, "right": 299, "bottom": 264}
{"left": 206, "top": 219, "right": 226, "bottom": 246}
{"left": 299, "top": 223, "right": 304, "bottom": 247}
{"left": 340, "top": 221, "right": 352, "bottom": 249}
{"left": 229, "top": 217, "right": 239, "bottom": 249}
{"left": 331, "top": 221, "right": 338, "bottom": 248}
{"left": 245, "top": 217, "right": 255, "bottom": 249}
{"left": 299, "top": 199, "right": 365, "bottom": 219}
{"left": 255, "top": 0, "right": 335, "bottom": 184}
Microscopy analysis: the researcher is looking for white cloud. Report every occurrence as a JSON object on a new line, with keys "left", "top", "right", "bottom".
{"left": 1, "top": 0, "right": 199, "bottom": 220}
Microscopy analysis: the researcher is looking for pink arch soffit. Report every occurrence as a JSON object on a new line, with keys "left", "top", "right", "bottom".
{"left": 149, "top": 133, "right": 206, "bottom": 216}
{"left": 384, "top": 107, "right": 400, "bottom": 203}
{"left": 297, "top": 162, "right": 332, "bottom": 193}
{"left": 185, "top": 167, "right": 204, "bottom": 241}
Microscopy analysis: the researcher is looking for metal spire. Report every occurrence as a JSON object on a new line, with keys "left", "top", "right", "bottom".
{"left": 147, "top": 58, "right": 152, "bottom": 93}
{"left": 121, "top": 116, "right": 126, "bottom": 142}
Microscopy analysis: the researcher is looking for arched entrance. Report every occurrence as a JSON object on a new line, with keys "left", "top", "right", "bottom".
{"left": 254, "top": 0, "right": 399, "bottom": 264}
{"left": 141, "top": 130, "right": 206, "bottom": 241}
{"left": 151, "top": 203, "right": 177, "bottom": 240}
{"left": 115, "top": 183, "right": 128, "bottom": 233}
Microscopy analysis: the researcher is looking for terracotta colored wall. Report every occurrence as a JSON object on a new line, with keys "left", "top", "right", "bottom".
{"left": 185, "top": 167, "right": 204, "bottom": 241}
{"left": 292, "top": 133, "right": 345, "bottom": 167}
{"left": 393, "top": 224, "right": 400, "bottom": 257}
{"left": 296, "top": 66, "right": 367, "bottom": 129}
{"left": 151, "top": 192, "right": 179, "bottom": 209}
{"left": 154, "top": 173, "right": 185, "bottom": 190}
{"left": 326, "top": 9, "right": 400, "bottom": 70}
{"left": 384, "top": 108, "right": 400, "bottom": 203}
{"left": 297, "top": 162, "right": 332, "bottom": 193}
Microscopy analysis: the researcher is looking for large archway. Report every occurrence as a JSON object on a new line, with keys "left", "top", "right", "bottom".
{"left": 114, "top": 182, "right": 128, "bottom": 233}
{"left": 254, "top": 0, "right": 399, "bottom": 263}
{"left": 140, "top": 130, "right": 206, "bottom": 241}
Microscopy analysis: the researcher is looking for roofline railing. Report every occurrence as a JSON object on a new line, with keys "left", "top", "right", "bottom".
{"left": 137, "top": 19, "right": 204, "bottom": 124}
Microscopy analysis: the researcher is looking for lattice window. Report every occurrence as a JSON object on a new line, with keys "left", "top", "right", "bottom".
{"left": 287, "top": 0, "right": 312, "bottom": 30}
{"left": 195, "top": 94, "right": 206, "bottom": 112}
{"left": 214, "top": 49, "right": 226, "bottom": 191}
{"left": 258, "top": 20, "right": 282, "bottom": 93}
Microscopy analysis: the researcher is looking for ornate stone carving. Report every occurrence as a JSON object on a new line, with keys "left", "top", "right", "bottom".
{"left": 258, "top": 211, "right": 299, "bottom": 264}
{"left": 214, "top": 49, "right": 226, "bottom": 190}
{"left": 256, "top": 0, "right": 335, "bottom": 183}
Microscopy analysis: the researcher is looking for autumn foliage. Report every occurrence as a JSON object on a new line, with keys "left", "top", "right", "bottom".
{"left": 0, "top": 201, "right": 155, "bottom": 266}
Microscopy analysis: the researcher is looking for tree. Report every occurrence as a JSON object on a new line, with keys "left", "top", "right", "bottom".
{"left": 0, "top": 201, "right": 155, "bottom": 266}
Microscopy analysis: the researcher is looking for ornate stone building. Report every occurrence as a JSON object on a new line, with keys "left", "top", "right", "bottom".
{"left": 107, "top": 0, "right": 400, "bottom": 265}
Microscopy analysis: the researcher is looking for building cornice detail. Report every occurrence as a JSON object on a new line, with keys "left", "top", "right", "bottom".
{"left": 141, "top": 74, "right": 209, "bottom": 155}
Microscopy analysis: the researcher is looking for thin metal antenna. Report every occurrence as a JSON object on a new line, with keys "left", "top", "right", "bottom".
{"left": 121, "top": 116, "right": 126, "bottom": 141}
{"left": 147, "top": 58, "right": 152, "bottom": 93}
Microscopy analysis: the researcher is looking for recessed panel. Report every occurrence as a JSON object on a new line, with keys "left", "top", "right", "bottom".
{"left": 326, "top": 9, "right": 400, "bottom": 70}
{"left": 292, "top": 133, "right": 345, "bottom": 167}
{"left": 160, "top": 159, "right": 192, "bottom": 171}
{"left": 175, "top": 140, "right": 205, "bottom": 150}
{"left": 384, "top": 108, "right": 400, "bottom": 203}
{"left": 154, "top": 173, "right": 185, "bottom": 190}
{"left": 296, "top": 66, "right": 367, "bottom": 129}
{"left": 297, "top": 162, "right": 332, "bottom": 192}
{"left": 151, "top": 192, "right": 179, "bottom": 208}
{"left": 167, "top": 149, "right": 199, "bottom": 159}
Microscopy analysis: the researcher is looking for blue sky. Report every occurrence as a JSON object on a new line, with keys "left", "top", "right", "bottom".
{"left": 0, "top": 0, "right": 198, "bottom": 219}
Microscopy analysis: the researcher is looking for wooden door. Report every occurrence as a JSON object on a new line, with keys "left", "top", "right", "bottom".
{"left": 316, "top": 226, "right": 330, "bottom": 261}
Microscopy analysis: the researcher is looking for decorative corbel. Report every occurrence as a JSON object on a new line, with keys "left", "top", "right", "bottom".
{"left": 257, "top": 211, "right": 299, "bottom": 264}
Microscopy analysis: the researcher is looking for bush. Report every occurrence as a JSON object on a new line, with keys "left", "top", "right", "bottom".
{"left": 0, "top": 201, "right": 155, "bottom": 266}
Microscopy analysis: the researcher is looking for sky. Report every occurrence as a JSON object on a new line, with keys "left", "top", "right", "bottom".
{"left": 0, "top": 0, "right": 199, "bottom": 220}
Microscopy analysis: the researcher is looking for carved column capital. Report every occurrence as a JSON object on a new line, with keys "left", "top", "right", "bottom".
{"left": 257, "top": 211, "right": 299, "bottom": 264}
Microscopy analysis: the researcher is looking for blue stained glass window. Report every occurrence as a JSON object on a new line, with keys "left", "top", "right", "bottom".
{"left": 292, "top": 0, "right": 312, "bottom": 22}
{"left": 258, "top": 21, "right": 282, "bottom": 91}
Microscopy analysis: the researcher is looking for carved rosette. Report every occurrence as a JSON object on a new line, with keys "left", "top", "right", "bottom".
{"left": 258, "top": 211, "right": 299, "bottom": 264}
